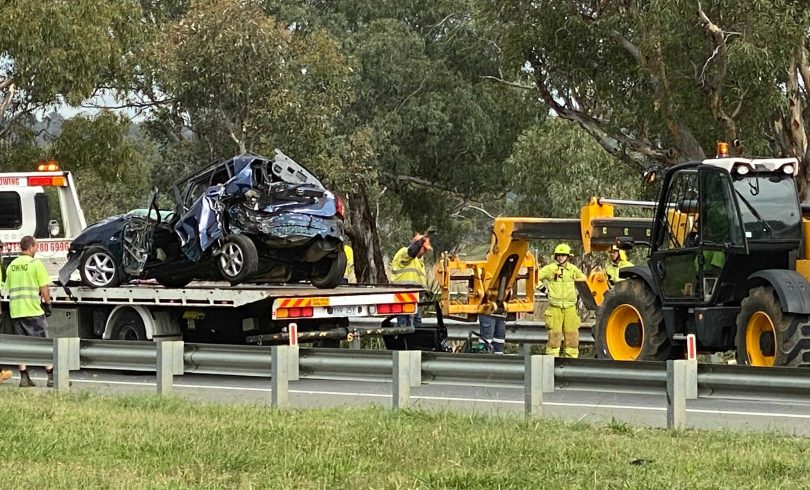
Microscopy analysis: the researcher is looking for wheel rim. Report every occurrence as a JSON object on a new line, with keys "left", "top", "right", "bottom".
{"left": 746, "top": 311, "right": 776, "bottom": 366}
{"left": 605, "top": 304, "right": 644, "bottom": 360}
{"left": 84, "top": 252, "right": 116, "bottom": 287}
{"left": 219, "top": 242, "right": 244, "bottom": 278}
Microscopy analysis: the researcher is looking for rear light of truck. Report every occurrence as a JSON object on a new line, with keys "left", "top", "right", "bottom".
{"left": 376, "top": 303, "right": 416, "bottom": 315}
{"left": 28, "top": 176, "right": 66, "bottom": 187}
{"left": 276, "top": 307, "right": 314, "bottom": 319}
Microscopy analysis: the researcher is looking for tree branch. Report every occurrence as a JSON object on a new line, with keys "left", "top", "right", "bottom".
{"left": 393, "top": 77, "right": 427, "bottom": 114}
{"left": 480, "top": 75, "right": 534, "bottom": 91}
{"left": 696, "top": 0, "right": 740, "bottom": 139}
{"left": 80, "top": 98, "right": 173, "bottom": 110}
{"left": 528, "top": 57, "right": 669, "bottom": 166}
{"left": 0, "top": 82, "right": 15, "bottom": 122}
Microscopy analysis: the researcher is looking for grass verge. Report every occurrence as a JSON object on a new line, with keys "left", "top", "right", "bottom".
{"left": 0, "top": 389, "right": 808, "bottom": 489}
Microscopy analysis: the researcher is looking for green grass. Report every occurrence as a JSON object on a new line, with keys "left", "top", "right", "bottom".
{"left": 1, "top": 390, "right": 809, "bottom": 489}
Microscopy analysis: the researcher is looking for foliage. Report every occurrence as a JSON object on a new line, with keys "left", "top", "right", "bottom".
{"left": 50, "top": 112, "right": 153, "bottom": 223}
{"left": 0, "top": 1, "right": 144, "bottom": 128}
{"left": 506, "top": 118, "right": 654, "bottom": 219}
{"left": 153, "top": 0, "right": 354, "bottom": 159}
{"left": 483, "top": 1, "right": 810, "bottom": 193}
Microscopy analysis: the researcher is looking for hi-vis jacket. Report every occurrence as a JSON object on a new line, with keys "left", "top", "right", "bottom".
{"left": 537, "top": 262, "right": 586, "bottom": 309}
{"left": 6, "top": 255, "right": 49, "bottom": 318}
{"left": 390, "top": 247, "right": 426, "bottom": 287}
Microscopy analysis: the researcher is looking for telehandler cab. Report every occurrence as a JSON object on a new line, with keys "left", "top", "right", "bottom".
{"left": 595, "top": 147, "right": 810, "bottom": 367}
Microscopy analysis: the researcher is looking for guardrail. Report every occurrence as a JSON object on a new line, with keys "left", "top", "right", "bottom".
{"left": 349, "top": 318, "right": 595, "bottom": 344}
{"left": 2, "top": 334, "right": 809, "bottom": 428}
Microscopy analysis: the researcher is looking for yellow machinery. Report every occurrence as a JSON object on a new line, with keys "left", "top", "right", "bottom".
{"left": 436, "top": 197, "right": 654, "bottom": 321}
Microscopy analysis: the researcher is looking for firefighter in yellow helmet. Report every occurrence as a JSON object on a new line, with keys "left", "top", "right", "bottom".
{"left": 390, "top": 226, "right": 435, "bottom": 327}
{"left": 605, "top": 245, "right": 633, "bottom": 285}
{"left": 536, "top": 243, "right": 587, "bottom": 357}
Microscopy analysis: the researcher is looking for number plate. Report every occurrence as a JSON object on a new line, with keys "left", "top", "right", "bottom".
{"left": 330, "top": 305, "right": 360, "bottom": 316}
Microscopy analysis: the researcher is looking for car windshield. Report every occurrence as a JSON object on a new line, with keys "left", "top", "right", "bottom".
{"left": 732, "top": 174, "right": 801, "bottom": 240}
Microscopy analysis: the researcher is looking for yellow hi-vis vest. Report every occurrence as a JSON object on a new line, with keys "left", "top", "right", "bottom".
{"left": 344, "top": 244, "right": 354, "bottom": 280}
{"left": 6, "top": 255, "right": 49, "bottom": 318}
{"left": 390, "top": 247, "right": 426, "bottom": 287}
{"left": 537, "top": 261, "right": 586, "bottom": 309}
{"left": 606, "top": 256, "right": 634, "bottom": 284}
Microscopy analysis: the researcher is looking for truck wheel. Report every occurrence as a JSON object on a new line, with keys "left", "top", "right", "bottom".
{"left": 735, "top": 286, "right": 810, "bottom": 367}
{"left": 594, "top": 278, "right": 669, "bottom": 361}
{"left": 80, "top": 246, "right": 122, "bottom": 288}
{"left": 110, "top": 310, "right": 147, "bottom": 340}
{"left": 310, "top": 246, "right": 347, "bottom": 289}
{"left": 218, "top": 235, "right": 258, "bottom": 285}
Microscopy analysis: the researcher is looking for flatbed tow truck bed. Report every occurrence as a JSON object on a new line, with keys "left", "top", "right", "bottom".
{"left": 11, "top": 282, "right": 438, "bottom": 348}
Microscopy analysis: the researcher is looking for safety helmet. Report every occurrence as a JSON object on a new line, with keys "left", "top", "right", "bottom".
{"left": 609, "top": 244, "right": 620, "bottom": 252}
{"left": 553, "top": 243, "right": 572, "bottom": 256}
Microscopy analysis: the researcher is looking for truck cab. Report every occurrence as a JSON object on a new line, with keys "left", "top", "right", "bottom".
{"left": 0, "top": 164, "right": 87, "bottom": 277}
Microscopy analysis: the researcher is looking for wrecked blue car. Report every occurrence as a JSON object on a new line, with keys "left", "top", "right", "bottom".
{"left": 59, "top": 150, "right": 346, "bottom": 288}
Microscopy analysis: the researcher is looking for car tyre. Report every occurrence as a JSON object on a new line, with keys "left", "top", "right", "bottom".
{"left": 217, "top": 234, "right": 258, "bottom": 285}
{"left": 79, "top": 246, "right": 122, "bottom": 288}
{"left": 310, "top": 246, "right": 347, "bottom": 289}
{"left": 154, "top": 273, "right": 194, "bottom": 289}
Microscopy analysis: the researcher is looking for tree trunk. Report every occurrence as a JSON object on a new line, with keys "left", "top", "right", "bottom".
{"left": 346, "top": 186, "right": 388, "bottom": 284}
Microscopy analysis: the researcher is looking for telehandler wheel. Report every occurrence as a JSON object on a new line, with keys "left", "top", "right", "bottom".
{"left": 735, "top": 286, "right": 810, "bottom": 367}
{"left": 595, "top": 278, "right": 669, "bottom": 361}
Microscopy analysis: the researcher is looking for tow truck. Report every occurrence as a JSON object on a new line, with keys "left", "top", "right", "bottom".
{"left": 0, "top": 163, "right": 444, "bottom": 350}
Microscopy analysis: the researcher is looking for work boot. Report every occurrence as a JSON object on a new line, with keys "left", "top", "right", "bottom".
{"left": 564, "top": 347, "right": 580, "bottom": 358}
{"left": 19, "top": 370, "right": 35, "bottom": 388}
{"left": 0, "top": 369, "right": 11, "bottom": 383}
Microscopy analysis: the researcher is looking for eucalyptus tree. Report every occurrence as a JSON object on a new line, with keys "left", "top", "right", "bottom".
{"left": 484, "top": 1, "right": 810, "bottom": 193}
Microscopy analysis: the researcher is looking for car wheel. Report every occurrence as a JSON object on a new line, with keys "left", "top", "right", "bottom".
{"left": 79, "top": 246, "right": 122, "bottom": 288}
{"left": 217, "top": 235, "right": 258, "bottom": 285}
{"left": 310, "top": 246, "right": 347, "bottom": 289}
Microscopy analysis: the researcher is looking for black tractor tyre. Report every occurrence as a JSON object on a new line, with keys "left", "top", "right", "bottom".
{"left": 735, "top": 286, "right": 810, "bottom": 367}
{"left": 594, "top": 278, "right": 669, "bottom": 361}
{"left": 79, "top": 246, "right": 122, "bottom": 288}
{"left": 109, "top": 310, "right": 147, "bottom": 341}
{"left": 217, "top": 235, "right": 259, "bottom": 286}
{"left": 310, "top": 246, "right": 347, "bottom": 289}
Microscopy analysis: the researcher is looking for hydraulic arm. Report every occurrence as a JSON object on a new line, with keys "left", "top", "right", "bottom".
{"left": 436, "top": 197, "right": 654, "bottom": 321}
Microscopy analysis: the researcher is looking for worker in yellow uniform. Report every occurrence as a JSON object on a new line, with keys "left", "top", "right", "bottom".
{"left": 7, "top": 236, "right": 53, "bottom": 387}
{"left": 537, "top": 243, "right": 587, "bottom": 358}
{"left": 0, "top": 239, "right": 11, "bottom": 384}
{"left": 605, "top": 245, "right": 633, "bottom": 285}
{"left": 390, "top": 226, "right": 435, "bottom": 327}
{"left": 343, "top": 243, "right": 356, "bottom": 284}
